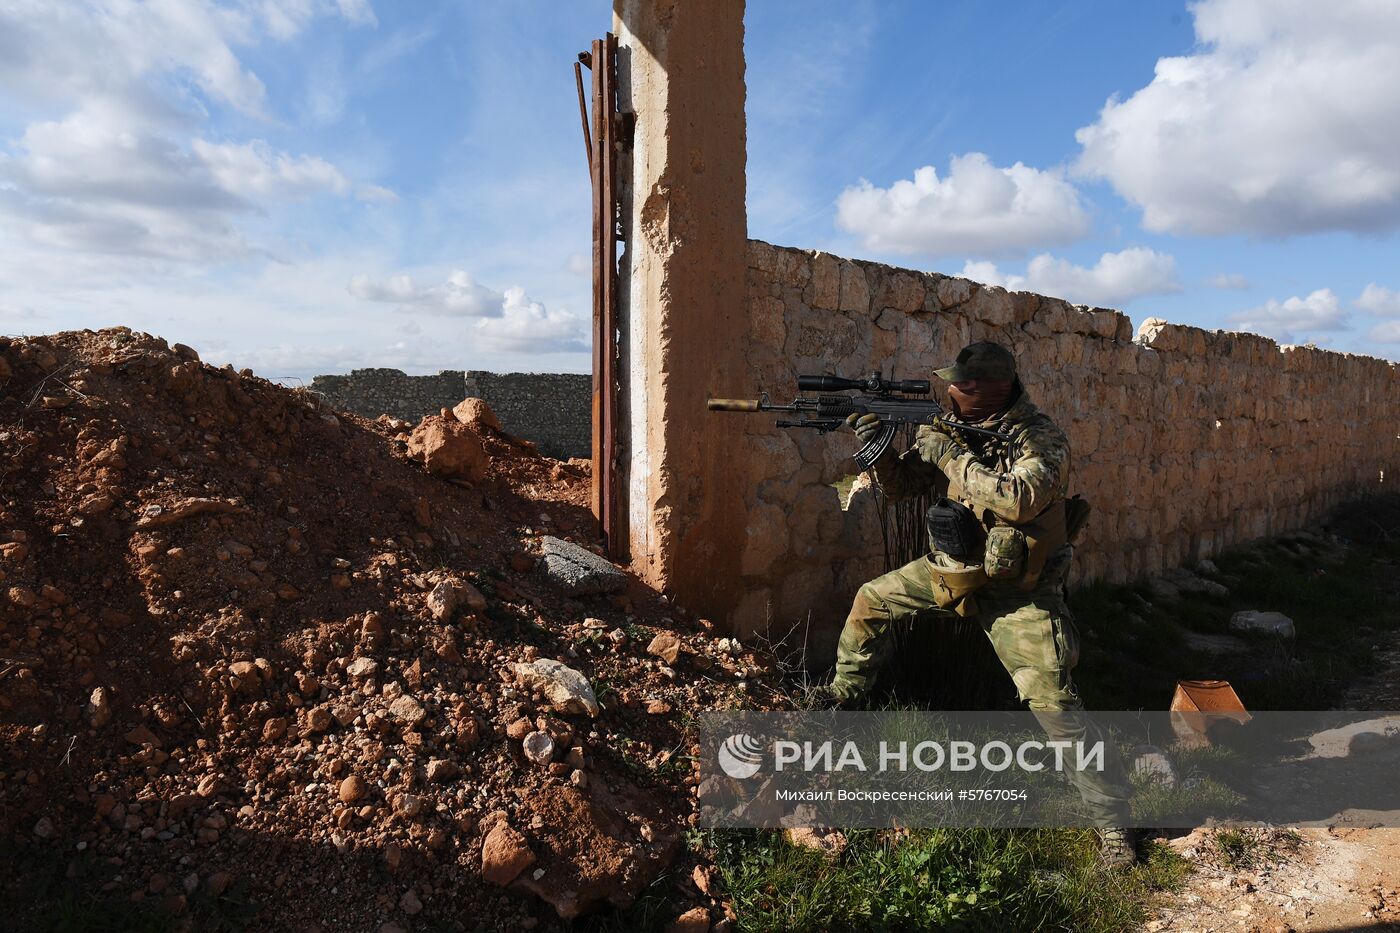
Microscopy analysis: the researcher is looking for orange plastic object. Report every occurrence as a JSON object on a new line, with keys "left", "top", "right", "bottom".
{"left": 1170, "top": 679, "right": 1251, "bottom": 746}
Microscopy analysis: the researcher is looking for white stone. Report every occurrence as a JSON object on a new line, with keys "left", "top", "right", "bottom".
{"left": 510, "top": 659, "right": 600, "bottom": 716}
{"left": 522, "top": 730, "right": 556, "bottom": 766}
{"left": 1131, "top": 746, "right": 1177, "bottom": 787}
{"left": 1229, "top": 610, "right": 1296, "bottom": 638}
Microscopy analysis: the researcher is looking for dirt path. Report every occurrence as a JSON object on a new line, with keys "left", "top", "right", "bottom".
{"left": 1147, "top": 626, "right": 1400, "bottom": 932}
{"left": 1148, "top": 826, "right": 1400, "bottom": 932}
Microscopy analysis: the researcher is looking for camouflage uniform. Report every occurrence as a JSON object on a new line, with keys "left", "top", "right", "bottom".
{"left": 831, "top": 372, "right": 1132, "bottom": 825}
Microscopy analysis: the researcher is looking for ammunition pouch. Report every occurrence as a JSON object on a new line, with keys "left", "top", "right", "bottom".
{"left": 925, "top": 553, "right": 987, "bottom": 618}
{"left": 984, "top": 526, "right": 1027, "bottom": 580}
{"left": 925, "top": 498, "right": 984, "bottom": 559}
{"left": 1009, "top": 500, "right": 1068, "bottom": 590}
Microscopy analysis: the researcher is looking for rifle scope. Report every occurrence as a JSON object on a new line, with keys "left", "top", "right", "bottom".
{"left": 797, "top": 374, "right": 930, "bottom": 395}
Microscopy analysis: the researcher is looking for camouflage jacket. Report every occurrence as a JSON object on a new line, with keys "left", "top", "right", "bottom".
{"left": 872, "top": 389, "right": 1070, "bottom": 526}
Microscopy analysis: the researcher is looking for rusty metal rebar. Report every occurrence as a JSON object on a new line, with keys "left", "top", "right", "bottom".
{"left": 574, "top": 59, "right": 592, "bottom": 178}
{"left": 588, "top": 33, "right": 623, "bottom": 559}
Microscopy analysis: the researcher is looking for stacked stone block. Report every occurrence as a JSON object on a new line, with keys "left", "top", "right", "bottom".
{"left": 732, "top": 239, "right": 1400, "bottom": 647}
{"left": 309, "top": 369, "right": 590, "bottom": 461}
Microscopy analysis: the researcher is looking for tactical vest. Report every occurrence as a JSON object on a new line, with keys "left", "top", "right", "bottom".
{"left": 923, "top": 397, "right": 1084, "bottom": 616}
{"left": 944, "top": 432, "right": 1069, "bottom": 589}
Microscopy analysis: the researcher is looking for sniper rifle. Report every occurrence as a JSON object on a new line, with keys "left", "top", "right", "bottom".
{"left": 707, "top": 373, "right": 1012, "bottom": 471}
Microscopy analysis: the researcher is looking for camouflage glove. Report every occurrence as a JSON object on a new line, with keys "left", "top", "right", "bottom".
{"left": 845, "top": 412, "right": 884, "bottom": 444}
{"left": 922, "top": 424, "right": 968, "bottom": 471}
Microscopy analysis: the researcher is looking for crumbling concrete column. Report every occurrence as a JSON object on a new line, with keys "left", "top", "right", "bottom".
{"left": 613, "top": 0, "right": 749, "bottom": 620}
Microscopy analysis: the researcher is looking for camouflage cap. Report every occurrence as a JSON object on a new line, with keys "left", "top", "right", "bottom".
{"left": 934, "top": 341, "right": 1017, "bottom": 382}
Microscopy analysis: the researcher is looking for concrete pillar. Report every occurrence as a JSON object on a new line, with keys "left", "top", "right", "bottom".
{"left": 613, "top": 0, "right": 749, "bottom": 621}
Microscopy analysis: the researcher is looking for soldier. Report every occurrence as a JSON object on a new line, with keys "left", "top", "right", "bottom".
{"left": 816, "top": 340, "right": 1137, "bottom": 867}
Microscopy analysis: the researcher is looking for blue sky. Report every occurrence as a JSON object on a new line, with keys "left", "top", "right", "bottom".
{"left": 2, "top": 0, "right": 1398, "bottom": 381}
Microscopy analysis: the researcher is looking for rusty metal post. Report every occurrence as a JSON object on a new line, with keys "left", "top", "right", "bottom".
{"left": 574, "top": 59, "right": 593, "bottom": 177}
{"left": 588, "top": 34, "right": 622, "bottom": 559}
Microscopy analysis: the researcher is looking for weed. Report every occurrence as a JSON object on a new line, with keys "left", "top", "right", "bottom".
{"left": 695, "top": 827, "right": 1188, "bottom": 932}
{"left": 1210, "top": 827, "right": 1302, "bottom": 871}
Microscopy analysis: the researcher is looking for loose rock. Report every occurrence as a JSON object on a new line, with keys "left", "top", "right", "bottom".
{"left": 338, "top": 775, "right": 367, "bottom": 804}
{"left": 388, "top": 695, "right": 426, "bottom": 726}
{"left": 510, "top": 659, "right": 600, "bottom": 717}
{"left": 452, "top": 397, "right": 502, "bottom": 432}
{"left": 646, "top": 632, "right": 682, "bottom": 666}
{"left": 407, "top": 416, "right": 489, "bottom": 481}
{"left": 666, "top": 906, "right": 711, "bottom": 933}
{"left": 522, "top": 731, "right": 556, "bottom": 766}
{"left": 538, "top": 535, "right": 627, "bottom": 596}
{"left": 87, "top": 687, "right": 113, "bottom": 728}
{"left": 425, "top": 581, "right": 460, "bottom": 621}
{"left": 1230, "top": 610, "right": 1297, "bottom": 638}
{"left": 481, "top": 823, "right": 535, "bottom": 886}
{"left": 346, "top": 657, "right": 380, "bottom": 682}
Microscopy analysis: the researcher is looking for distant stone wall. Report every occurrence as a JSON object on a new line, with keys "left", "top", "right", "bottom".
{"left": 310, "top": 369, "right": 466, "bottom": 424}
{"left": 729, "top": 239, "right": 1400, "bottom": 653}
{"left": 309, "top": 368, "right": 590, "bottom": 460}
{"left": 461, "top": 371, "right": 591, "bottom": 463}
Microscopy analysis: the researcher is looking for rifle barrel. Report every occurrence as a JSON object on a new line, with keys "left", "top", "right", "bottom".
{"left": 707, "top": 398, "right": 761, "bottom": 412}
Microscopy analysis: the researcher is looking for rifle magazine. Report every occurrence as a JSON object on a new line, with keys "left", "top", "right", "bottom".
{"left": 854, "top": 422, "right": 897, "bottom": 471}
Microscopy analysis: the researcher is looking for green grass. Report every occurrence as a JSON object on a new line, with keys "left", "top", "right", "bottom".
{"left": 581, "top": 868, "right": 684, "bottom": 933}
{"left": 625, "top": 623, "right": 654, "bottom": 644}
{"left": 694, "top": 494, "right": 1400, "bottom": 933}
{"left": 1071, "top": 513, "right": 1400, "bottom": 712}
{"left": 695, "top": 827, "right": 1188, "bottom": 933}
{"left": 1210, "top": 828, "right": 1302, "bottom": 871}
{"left": 1127, "top": 745, "right": 1248, "bottom": 826}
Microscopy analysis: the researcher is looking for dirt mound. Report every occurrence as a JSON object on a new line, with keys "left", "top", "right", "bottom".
{"left": 0, "top": 329, "right": 775, "bottom": 930}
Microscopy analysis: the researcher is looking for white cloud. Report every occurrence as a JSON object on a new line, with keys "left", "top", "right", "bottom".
{"left": 361, "top": 24, "right": 438, "bottom": 73}
{"left": 959, "top": 261, "right": 1004, "bottom": 287}
{"left": 0, "top": 109, "right": 368, "bottom": 261}
{"left": 193, "top": 139, "right": 349, "bottom": 198}
{"left": 0, "top": 302, "right": 41, "bottom": 322}
{"left": 958, "top": 247, "right": 1180, "bottom": 308}
{"left": 301, "top": 44, "right": 348, "bottom": 127}
{"left": 1229, "top": 289, "right": 1347, "bottom": 343}
{"left": 0, "top": 1, "right": 269, "bottom": 118}
{"left": 836, "top": 153, "right": 1091, "bottom": 258}
{"left": 0, "top": 1, "right": 382, "bottom": 264}
{"left": 1366, "top": 320, "right": 1400, "bottom": 343}
{"left": 565, "top": 253, "right": 590, "bottom": 277}
{"left": 355, "top": 183, "right": 398, "bottom": 204}
{"left": 348, "top": 270, "right": 505, "bottom": 317}
{"left": 1208, "top": 273, "right": 1250, "bottom": 290}
{"left": 1075, "top": 0, "right": 1400, "bottom": 237}
{"left": 475, "top": 287, "right": 587, "bottom": 354}
{"left": 333, "top": 0, "right": 378, "bottom": 27}
{"left": 253, "top": 0, "right": 376, "bottom": 41}
{"left": 1357, "top": 284, "right": 1400, "bottom": 315}
{"left": 348, "top": 271, "right": 588, "bottom": 354}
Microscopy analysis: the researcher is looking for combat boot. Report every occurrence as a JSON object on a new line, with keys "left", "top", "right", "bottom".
{"left": 806, "top": 683, "right": 864, "bottom": 710}
{"left": 1098, "top": 826, "right": 1138, "bottom": 868}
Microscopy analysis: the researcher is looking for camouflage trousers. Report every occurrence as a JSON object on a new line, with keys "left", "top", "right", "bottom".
{"left": 832, "top": 547, "right": 1132, "bottom": 825}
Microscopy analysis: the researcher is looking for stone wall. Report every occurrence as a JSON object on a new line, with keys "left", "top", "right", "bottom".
{"left": 309, "top": 368, "right": 590, "bottom": 460}
{"left": 461, "top": 371, "right": 591, "bottom": 462}
{"left": 309, "top": 369, "right": 466, "bottom": 424}
{"left": 730, "top": 239, "right": 1400, "bottom": 656}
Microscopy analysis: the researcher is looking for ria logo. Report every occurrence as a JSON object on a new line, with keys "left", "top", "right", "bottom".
{"left": 718, "top": 733, "right": 765, "bottom": 779}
